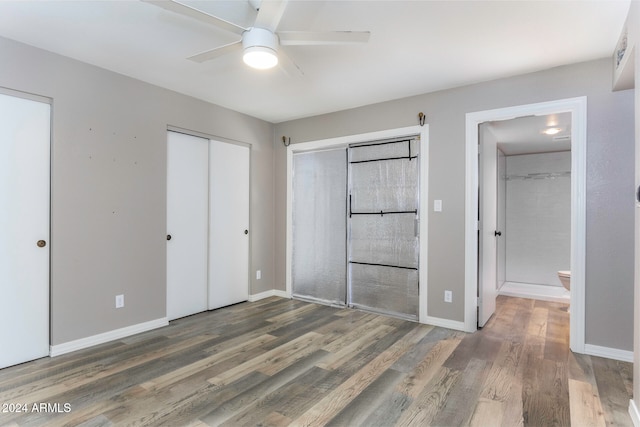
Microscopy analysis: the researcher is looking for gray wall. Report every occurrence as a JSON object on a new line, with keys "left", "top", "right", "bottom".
{"left": 634, "top": 1, "right": 640, "bottom": 414}
{"left": 0, "top": 36, "right": 275, "bottom": 346}
{"left": 275, "top": 58, "right": 635, "bottom": 351}
{"left": 623, "top": 0, "right": 640, "bottom": 413}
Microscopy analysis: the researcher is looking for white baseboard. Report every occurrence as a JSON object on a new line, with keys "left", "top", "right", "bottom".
{"left": 499, "top": 281, "right": 570, "bottom": 303}
{"left": 629, "top": 399, "right": 640, "bottom": 427}
{"left": 422, "top": 316, "right": 466, "bottom": 332}
{"left": 50, "top": 317, "right": 168, "bottom": 357}
{"left": 583, "top": 343, "right": 634, "bottom": 362}
{"left": 248, "top": 289, "right": 289, "bottom": 302}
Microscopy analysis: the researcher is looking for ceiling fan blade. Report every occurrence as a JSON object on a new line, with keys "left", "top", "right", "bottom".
{"left": 254, "top": 0, "right": 288, "bottom": 32}
{"left": 279, "top": 31, "right": 370, "bottom": 46}
{"left": 143, "top": 0, "right": 247, "bottom": 36}
{"left": 187, "top": 41, "right": 242, "bottom": 63}
{"left": 278, "top": 48, "right": 304, "bottom": 77}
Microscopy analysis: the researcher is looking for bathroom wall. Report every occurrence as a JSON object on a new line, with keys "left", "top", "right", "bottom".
{"left": 505, "top": 151, "right": 571, "bottom": 287}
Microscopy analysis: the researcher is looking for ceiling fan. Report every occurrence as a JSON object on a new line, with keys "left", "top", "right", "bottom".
{"left": 143, "top": 0, "right": 370, "bottom": 74}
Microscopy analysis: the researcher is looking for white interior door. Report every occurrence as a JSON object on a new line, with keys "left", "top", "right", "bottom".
{"left": 478, "top": 123, "right": 498, "bottom": 327}
{"left": 0, "top": 92, "right": 50, "bottom": 368}
{"left": 209, "top": 140, "right": 250, "bottom": 309}
{"left": 167, "top": 131, "right": 209, "bottom": 321}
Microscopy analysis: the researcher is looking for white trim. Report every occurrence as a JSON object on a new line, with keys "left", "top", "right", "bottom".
{"left": 50, "top": 318, "right": 168, "bottom": 357}
{"left": 498, "top": 282, "right": 570, "bottom": 303}
{"left": 629, "top": 399, "right": 640, "bottom": 427}
{"left": 167, "top": 125, "right": 252, "bottom": 149}
{"left": 0, "top": 86, "right": 52, "bottom": 105}
{"left": 423, "top": 316, "right": 466, "bottom": 332}
{"left": 465, "top": 97, "right": 588, "bottom": 349}
{"left": 583, "top": 344, "right": 634, "bottom": 363}
{"left": 286, "top": 126, "right": 430, "bottom": 323}
{"left": 418, "top": 128, "right": 429, "bottom": 324}
{"left": 249, "top": 289, "right": 289, "bottom": 302}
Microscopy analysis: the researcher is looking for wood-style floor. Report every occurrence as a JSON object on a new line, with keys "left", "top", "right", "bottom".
{"left": 0, "top": 295, "right": 633, "bottom": 426}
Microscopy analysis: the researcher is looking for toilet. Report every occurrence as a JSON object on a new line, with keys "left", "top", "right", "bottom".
{"left": 558, "top": 270, "right": 571, "bottom": 291}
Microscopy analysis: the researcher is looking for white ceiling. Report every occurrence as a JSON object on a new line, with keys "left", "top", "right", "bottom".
{"left": 488, "top": 112, "right": 572, "bottom": 156}
{"left": 0, "top": 0, "right": 630, "bottom": 123}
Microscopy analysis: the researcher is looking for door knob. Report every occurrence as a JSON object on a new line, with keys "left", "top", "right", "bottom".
{"left": 244, "top": 230, "right": 248, "bottom": 235}
{"left": 494, "top": 231, "right": 502, "bottom": 237}
{"left": 167, "top": 234, "right": 172, "bottom": 241}
{"left": 37, "top": 240, "right": 46, "bottom": 248}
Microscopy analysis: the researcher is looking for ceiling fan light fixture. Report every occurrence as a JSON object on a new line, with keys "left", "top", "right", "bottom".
{"left": 242, "top": 27, "right": 279, "bottom": 70}
{"left": 243, "top": 46, "right": 278, "bottom": 69}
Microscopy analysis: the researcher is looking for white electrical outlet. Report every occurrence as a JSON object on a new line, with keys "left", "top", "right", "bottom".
{"left": 444, "top": 290, "right": 452, "bottom": 303}
{"left": 256, "top": 270, "right": 261, "bottom": 280}
{"left": 115, "top": 294, "right": 124, "bottom": 308}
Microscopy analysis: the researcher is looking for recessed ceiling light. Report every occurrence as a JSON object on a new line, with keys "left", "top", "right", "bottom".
{"left": 542, "top": 127, "right": 562, "bottom": 135}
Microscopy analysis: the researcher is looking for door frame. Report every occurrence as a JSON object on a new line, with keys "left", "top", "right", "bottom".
{"left": 285, "top": 125, "right": 429, "bottom": 322}
{"left": 464, "top": 97, "right": 587, "bottom": 353}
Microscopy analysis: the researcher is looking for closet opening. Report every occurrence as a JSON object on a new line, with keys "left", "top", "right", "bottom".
{"left": 287, "top": 126, "right": 427, "bottom": 322}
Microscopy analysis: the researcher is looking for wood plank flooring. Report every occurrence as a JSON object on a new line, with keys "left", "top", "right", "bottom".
{"left": 0, "top": 296, "right": 633, "bottom": 426}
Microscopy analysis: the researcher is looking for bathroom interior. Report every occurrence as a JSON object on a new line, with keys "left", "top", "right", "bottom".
{"left": 483, "top": 113, "right": 572, "bottom": 306}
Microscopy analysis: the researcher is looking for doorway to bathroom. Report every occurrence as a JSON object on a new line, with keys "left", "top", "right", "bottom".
{"left": 466, "top": 97, "right": 587, "bottom": 353}
{"left": 482, "top": 113, "right": 572, "bottom": 303}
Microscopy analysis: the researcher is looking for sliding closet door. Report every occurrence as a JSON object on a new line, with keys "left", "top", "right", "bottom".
{"left": 209, "top": 140, "right": 250, "bottom": 309}
{"left": 292, "top": 149, "right": 347, "bottom": 305}
{"left": 166, "top": 131, "right": 209, "bottom": 321}
{"left": 348, "top": 138, "right": 420, "bottom": 320}
{"left": 0, "top": 92, "right": 50, "bottom": 368}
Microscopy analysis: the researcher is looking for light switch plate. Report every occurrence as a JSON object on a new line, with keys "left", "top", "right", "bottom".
{"left": 434, "top": 200, "right": 443, "bottom": 212}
